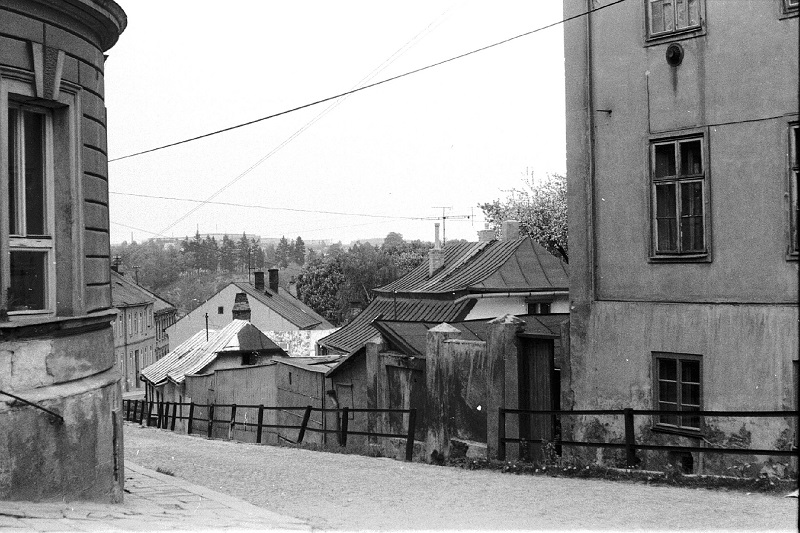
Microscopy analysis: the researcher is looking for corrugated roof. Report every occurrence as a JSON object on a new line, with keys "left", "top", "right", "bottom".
{"left": 373, "top": 314, "right": 568, "bottom": 357}
{"left": 111, "top": 270, "right": 154, "bottom": 307}
{"left": 232, "top": 282, "right": 333, "bottom": 330}
{"left": 273, "top": 355, "right": 346, "bottom": 374}
{"left": 317, "top": 296, "right": 476, "bottom": 354}
{"left": 140, "top": 330, "right": 212, "bottom": 386}
{"left": 163, "top": 320, "right": 284, "bottom": 384}
{"left": 375, "top": 238, "right": 568, "bottom": 295}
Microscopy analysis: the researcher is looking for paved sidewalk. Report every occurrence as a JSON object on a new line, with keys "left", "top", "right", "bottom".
{"left": 0, "top": 462, "right": 310, "bottom": 532}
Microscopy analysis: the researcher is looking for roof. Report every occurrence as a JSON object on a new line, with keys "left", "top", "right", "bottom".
{"left": 111, "top": 270, "right": 154, "bottom": 308}
{"left": 232, "top": 282, "right": 334, "bottom": 330}
{"left": 372, "top": 314, "right": 569, "bottom": 357}
{"left": 141, "top": 320, "right": 285, "bottom": 385}
{"left": 317, "top": 296, "right": 476, "bottom": 354}
{"left": 264, "top": 329, "right": 339, "bottom": 357}
{"left": 272, "top": 355, "right": 347, "bottom": 374}
{"left": 140, "top": 330, "right": 211, "bottom": 386}
{"left": 375, "top": 237, "right": 568, "bottom": 295}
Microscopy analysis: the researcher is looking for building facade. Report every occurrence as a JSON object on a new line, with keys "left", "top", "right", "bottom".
{"left": 564, "top": 0, "right": 798, "bottom": 474}
{"left": 0, "top": 0, "right": 126, "bottom": 501}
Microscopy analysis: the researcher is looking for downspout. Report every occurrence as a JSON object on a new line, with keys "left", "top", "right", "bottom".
{"left": 586, "top": 0, "right": 597, "bottom": 302}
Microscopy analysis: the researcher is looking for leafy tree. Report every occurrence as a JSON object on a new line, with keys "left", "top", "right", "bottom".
{"left": 293, "top": 236, "right": 306, "bottom": 266}
{"left": 382, "top": 232, "right": 405, "bottom": 253}
{"left": 480, "top": 172, "right": 568, "bottom": 262}
{"left": 263, "top": 243, "right": 277, "bottom": 266}
{"left": 296, "top": 254, "right": 345, "bottom": 325}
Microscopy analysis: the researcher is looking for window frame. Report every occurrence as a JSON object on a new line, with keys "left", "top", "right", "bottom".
{"left": 3, "top": 99, "right": 56, "bottom": 315}
{"left": 648, "top": 132, "right": 711, "bottom": 262}
{"left": 782, "top": 0, "right": 798, "bottom": 17}
{"left": 789, "top": 123, "right": 798, "bottom": 259}
{"left": 644, "top": 0, "right": 705, "bottom": 43}
{"left": 652, "top": 352, "right": 703, "bottom": 434}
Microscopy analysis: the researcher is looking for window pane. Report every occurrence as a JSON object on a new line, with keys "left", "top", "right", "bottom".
{"left": 676, "top": 0, "right": 687, "bottom": 29}
{"left": 687, "top": 0, "right": 700, "bottom": 25}
{"left": 656, "top": 184, "right": 678, "bottom": 251}
{"left": 659, "top": 357, "right": 677, "bottom": 381}
{"left": 9, "top": 251, "right": 46, "bottom": 311}
{"left": 654, "top": 143, "right": 676, "bottom": 177}
{"left": 682, "top": 383, "right": 700, "bottom": 406}
{"left": 650, "top": 0, "right": 665, "bottom": 33}
{"left": 681, "top": 405, "right": 701, "bottom": 429}
{"left": 8, "top": 108, "right": 19, "bottom": 234}
{"left": 659, "top": 380, "right": 677, "bottom": 403}
{"left": 681, "top": 360, "right": 700, "bottom": 383}
{"left": 680, "top": 140, "right": 702, "bottom": 175}
{"left": 23, "top": 111, "right": 45, "bottom": 235}
{"left": 680, "top": 182, "right": 704, "bottom": 251}
{"left": 662, "top": 0, "right": 675, "bottom": 32}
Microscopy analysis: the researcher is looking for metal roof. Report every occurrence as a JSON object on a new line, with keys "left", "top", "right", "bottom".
{"left": 140, "top": 330, "right": 211, "bottom": 386}
{"left": 375, "top": 237, "right": 568, "bottom": 295}
{"left": 317, "top": 296, "right": 476, "bottom": 354}
{"left": 152, "top": 320, "right": 284, "bottom": 384}
{"left": 372, "top": 314, "right": 568, "bottom": 357}
{"left": 272, "top": 355, "right": 346, "bottom": 374}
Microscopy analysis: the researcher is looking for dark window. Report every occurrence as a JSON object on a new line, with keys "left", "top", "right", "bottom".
{"left": 647, "top": 0, "right": 702, "bottom": 37}
{"left": 217, "top": 306, "right": 224, "bottom": 314}
{"left": 651, "top": 137, "right": 707, "bottom": 256}
{"left": 790, "top": 125, "right": 798, "bottom": 255}
{"left": 527, "top": 302, "right": 551, "bottom": 315}
{"left": 653, "top": 352, "right": 702, "bottom": 430}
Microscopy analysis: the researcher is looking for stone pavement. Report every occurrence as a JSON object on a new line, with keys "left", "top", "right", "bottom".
{"left": 0, "top": 462, "right": 311, "bottom": 532}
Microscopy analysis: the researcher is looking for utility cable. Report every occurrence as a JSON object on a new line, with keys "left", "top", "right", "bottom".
{"left": 109, "top": 0, "right": 626, "bottom": 163}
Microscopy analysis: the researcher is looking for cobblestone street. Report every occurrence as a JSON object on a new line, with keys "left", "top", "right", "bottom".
{"left": 125, "top": 423, "right": 797, "bottom": 531}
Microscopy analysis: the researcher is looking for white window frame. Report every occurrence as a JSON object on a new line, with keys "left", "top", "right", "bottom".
{"left": 1, "top": 82, "right": 56, "bottom": 316}
{"left": 646, "top": 0, "right": 703, "bottom": 39}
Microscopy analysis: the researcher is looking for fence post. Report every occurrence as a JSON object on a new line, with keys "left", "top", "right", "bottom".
{"left": 187, "top": 403, "right": 195, "bottom": 435}
{"left": 498, "top": 408, "right": 506, "bottom": 462}
{"left": 140, "top": 401, "right": 148, "bottom": 426}
{"left": 207, "top": 403, "right": 214, "bottom": 439}
{"left": 624, "top": 408, "right": 636, "bottom": 468}
{"left": 340, "top": 407, "right": 349, "bottom": 447}
{"left": 256, "top": 405, "right": 265, "bottom": 444}
{"left": 158, "top": 401, "right": 164, "bottom": 428}
{"left": 171, "top": 402, "right": 177, "bottom": 431}
{"left": 124, "top": 400, "right": 129, "bottom": 421}
{"left": 405, "top": 409, "right": 417, "bottom": 462}
{"left": 228, "top": 404, "right": 237, "bottom": 440}
{"left": 297, "top": 406, "right": 312, "bottom": 444}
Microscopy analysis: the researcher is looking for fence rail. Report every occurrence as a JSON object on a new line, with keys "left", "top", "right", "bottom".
{"left": 123, "top": 399, "right": 417, "bottom": 461}
{"left": 499, "top": 408, "right": 800, "bottom": 465}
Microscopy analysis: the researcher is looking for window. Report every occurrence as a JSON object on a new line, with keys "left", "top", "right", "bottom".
{"left": 647, "top": 0, "right": 702, "bottom": 37}
{"left": 651, "top": 136, "right": 708, "bottom": 257}
{"left": 786, "top": 0, "right": 798, "bottom": 14}
{"left": 217, "top": 306, "right": 224, "bottom": 314}
{"left": 527, "top": 302, "right": 551, "bottom": 315}
{"left": 653, "top": 352, "right": 702, "bottom": 431}
{"left": 790, "top": 125, "right": 798, "bottom": 256}
{"left": 5, "top": 103, "right": 54, "bottom": 314}
{"left": 128, "top": 313, "right": 132, "bottom": 336}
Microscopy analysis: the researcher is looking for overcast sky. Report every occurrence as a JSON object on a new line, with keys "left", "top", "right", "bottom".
{"left": 105, "top": 1, "right": 566, "bottom": 245}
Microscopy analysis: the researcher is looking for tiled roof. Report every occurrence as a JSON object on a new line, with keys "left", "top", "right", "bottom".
{"left": 232, "top": 282, "right": 333, "bottom": 330}
{"left": 317, "top": 296, "right": 476, "bottom": 354}
{"left": 141, "top": 330, "right": 211, "bottom": 386}
{"left": 372, "top": 314, "right": 568, "bottom": 357}
{"left": 375, "top": 237, "right": 568, "bottom": 295}
{"left": 110, "top": 270, "right": 154, "bottom": 307}
{"left": 147, "top": 320, "right": 284, "bottom": 384}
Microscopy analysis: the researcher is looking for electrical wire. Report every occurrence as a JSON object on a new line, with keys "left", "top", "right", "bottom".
{"left": 109, "top": 0, "right": 627, "bottom": 163}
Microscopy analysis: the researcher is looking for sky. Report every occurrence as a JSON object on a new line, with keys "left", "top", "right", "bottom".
{"left": 105, "top": 1, "right": 566, "bottom": 246}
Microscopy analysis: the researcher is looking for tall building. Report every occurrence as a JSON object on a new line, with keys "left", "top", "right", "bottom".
{"left": 564, "top": 0, "right": 798, "bottom": 474}
{"left": 0, "top": 0, "right": 126, "bottom": 500}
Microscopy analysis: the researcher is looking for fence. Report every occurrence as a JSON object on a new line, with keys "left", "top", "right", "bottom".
{"left": 123, "top": 399, "right": 418, "bottom": 461}
{"left": 499, "top": 408, "right": 800, "bottom": 465}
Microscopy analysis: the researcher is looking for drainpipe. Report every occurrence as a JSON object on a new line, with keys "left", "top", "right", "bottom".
{"left": 452, "top": 291, "right": 558, "bottom": 304}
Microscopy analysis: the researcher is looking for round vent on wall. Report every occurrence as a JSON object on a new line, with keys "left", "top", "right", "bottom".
{"left": 666, "top": 43, "right": 684, "bottom": 67}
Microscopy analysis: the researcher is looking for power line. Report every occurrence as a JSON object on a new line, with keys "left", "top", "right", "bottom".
{"left": 108, "top": 0, "right": 627, "bottom": 163}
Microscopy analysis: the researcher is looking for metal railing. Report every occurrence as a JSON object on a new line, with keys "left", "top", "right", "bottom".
{"left": 499, "top": 408, "right": 800, "bottom": 465}
{"left": 123, "top": 399, "right": 417, "bottom": 461}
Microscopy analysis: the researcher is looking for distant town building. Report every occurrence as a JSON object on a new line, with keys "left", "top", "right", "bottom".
{"left": 0, "top": 0, "right": 126, "bottom": 502}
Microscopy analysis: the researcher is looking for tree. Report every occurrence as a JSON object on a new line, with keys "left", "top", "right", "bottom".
{"left": 219, "top": 235, "right": 237, "bottom": 272}
{"left": 480, "top": 172, "right": 568, "bottom": 262}
{"left": 293, "top": 236, "right": 306, "bottom": 266}
{"left": 296, "top": 254, "right": 345, "bottom": 325}
{"left": 275, "top": 236, "right": 292, "bottom": 268}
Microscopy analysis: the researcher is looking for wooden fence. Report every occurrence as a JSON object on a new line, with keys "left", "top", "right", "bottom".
{"left": 499, "top": 408, "right": 800, "bottom": 465}
{"left": 123, "top": 399, "right": 418, "bottom": 461}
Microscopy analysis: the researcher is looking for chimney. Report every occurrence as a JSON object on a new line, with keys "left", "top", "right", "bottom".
{"left": 268, "top": 268, "right": 279, "bottom": 293}
{"left": 254, "top": 271, "right": 265, "bottom": 291}
{"left": 428, "top": 223, "right": 445, "bottom": 277}
{"left": 501, "top": 220, "right": 520, "bottom": 242}
{"left": 477, "top": 224, "right": 495, "bottom": 243}
{"left": 111, "top": 256, "right": 122, "bottom": 273}
{"left": 232, "top": 293, "right": 251, "bottom": 321}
